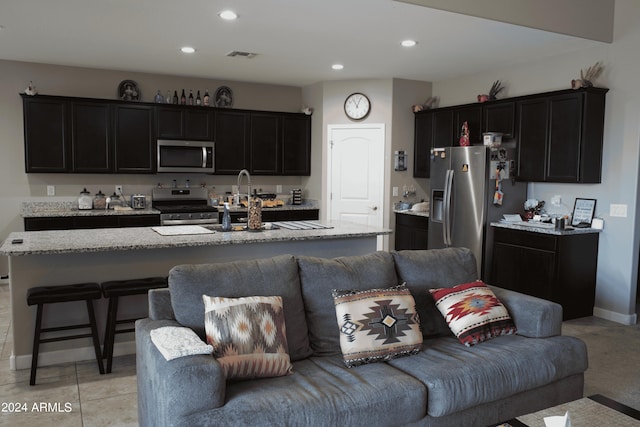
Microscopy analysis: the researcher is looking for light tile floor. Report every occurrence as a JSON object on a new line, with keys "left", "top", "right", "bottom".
{"left": 0, "top": 280, "right": 638, "bottom": 426}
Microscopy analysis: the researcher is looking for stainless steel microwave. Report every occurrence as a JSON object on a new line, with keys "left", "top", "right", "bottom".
{"left": 157, "top": 140, "right": 215, "bottom": 173}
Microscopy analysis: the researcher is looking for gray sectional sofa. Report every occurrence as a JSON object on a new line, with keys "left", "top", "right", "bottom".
{"left": 136, "top": 248, "right": 588, "bottom": 427}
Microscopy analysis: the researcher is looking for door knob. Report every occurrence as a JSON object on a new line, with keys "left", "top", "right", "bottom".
{"left": 370, "top": 206, "right": 378, "bottom": 211}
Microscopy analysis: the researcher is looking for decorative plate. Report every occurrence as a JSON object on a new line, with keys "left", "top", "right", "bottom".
{"left": 118, "top": 80, "right": 140, "bottom": 101}
{"left": 215, "top": 86, "right": 233, "bottom": 108}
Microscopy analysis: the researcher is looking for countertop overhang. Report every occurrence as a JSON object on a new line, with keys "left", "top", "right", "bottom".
{"left": 1, "top": 221, "right": 390, "bottom": 256}
{"left": 491, "top": 221, "right": 602, "bottom": 236}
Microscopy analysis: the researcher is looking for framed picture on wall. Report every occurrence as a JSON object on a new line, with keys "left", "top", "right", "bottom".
{"left": 571, "top": 198, "right": 597, "bottom": 227}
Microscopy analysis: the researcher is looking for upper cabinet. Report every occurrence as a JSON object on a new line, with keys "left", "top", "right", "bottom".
{"left": 157, "top": 106, "right": 213, "bottom": 141}
{"left": 517, "top": 88, "right": 607, "bottom": 183}
{"left": 22, "top": 94, "right": 312, "bottom": 176}
{"left": 413, "top": 87, "right": 607, "bottom": 182}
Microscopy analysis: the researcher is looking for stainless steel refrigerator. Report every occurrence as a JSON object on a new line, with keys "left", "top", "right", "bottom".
{"left": 428, "top": 146, "right": 527, "bottom": 280}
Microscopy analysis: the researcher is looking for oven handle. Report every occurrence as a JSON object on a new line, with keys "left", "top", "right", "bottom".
{"left": 161, "top": 218, "right": 219, "bottom": 226}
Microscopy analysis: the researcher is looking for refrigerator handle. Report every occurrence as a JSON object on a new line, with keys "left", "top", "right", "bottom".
{"left": 443, "top": 169, "right": 454, "bottom": 247}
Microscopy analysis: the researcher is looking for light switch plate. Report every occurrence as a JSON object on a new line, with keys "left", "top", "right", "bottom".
{"left": 47, "top": 185, "right": 55, "bottom": 196}
{"left": 610, "top": 204, "right": 628, "bottom": 217}
{"left": 392, "top": 187, "right": 399, "bottom": 197}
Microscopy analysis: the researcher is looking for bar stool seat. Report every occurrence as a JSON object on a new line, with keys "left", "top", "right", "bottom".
{"left": 101, "top": 276, "right": 168, "bottom": 373}
{"left": 27, "top": 282, "right": 104, "bottom": 385}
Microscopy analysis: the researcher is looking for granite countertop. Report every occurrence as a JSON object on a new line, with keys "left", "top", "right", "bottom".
{"left": 393, "top": 209, "right": 429, "bottom": 218}
{"left": 0, "top": 221, "right": 390, "bottom": 256}
{"left": 491, "top": 221, "right": 602, "bottom": 236}
{"left": 22, "top": 201, "right": 159, "bottom": 217}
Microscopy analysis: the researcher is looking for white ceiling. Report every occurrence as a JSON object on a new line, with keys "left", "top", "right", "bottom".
{"left": 0, "top": 0, "right": 605, "bottom": 87}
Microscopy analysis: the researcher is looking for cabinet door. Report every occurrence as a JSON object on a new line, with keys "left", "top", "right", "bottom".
{"left": 483, "top": 101, "right": 516, "bottom": 138}
{"left": 250, "top": 113, "right": 280, "bottom": 175}
{"left": 23, "top": 97, "right": 69, "bottom": 172}
{"left": 282, "top": 115, "right": 311, "bottom": 176}
{"left": 413, "top": 112, "right": 432, "bottom": 178}
{"left": 157, "top": 107, "right": 213, "bottom": 140}
{"left": 454, "top": 105, "right": 482, "bottom": 146}
{"left": 546, "top": 93, "right": 583, "bottom": 182}
{"left": 517, "top": 98, "right": 548, "bottom": 181}
{"left": 214, "top": 111, "right": 249, "bottom": 174}
{"left": 114, "top": 105, "right": 155, "bottom": 173}
{"left": 156, "top": 107, "right": 183, "bottom": 139}
{"left": 492, "top": 242, "right": 556, "bottom": 300}
{"left": 71, "top": 101, "right": 112, "bottom": 173}
{"left": 184, "top": 109, "right": 213, "bottom": 140}
{"left": 432, "top": 110, "right": 454, "bottom": 148}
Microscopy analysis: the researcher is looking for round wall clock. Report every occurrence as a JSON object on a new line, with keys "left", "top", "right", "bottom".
{"left": 344, "top": 92, "right": 371, "bottom": 120}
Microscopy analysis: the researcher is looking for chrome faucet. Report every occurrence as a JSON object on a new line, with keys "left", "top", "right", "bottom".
{"left": 237, "top": 169, "right": 251, "bottom": 208}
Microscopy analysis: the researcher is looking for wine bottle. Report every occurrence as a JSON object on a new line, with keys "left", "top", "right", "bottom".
{"left": 196, "top": 90, "right": 202, "bottom": 106}
{"left": 173, "top": 90, "right": 179, "bottom": 104}
{"left": 166, "top": 91, "right": 172, "bottom": 103}
{"left": 180, "top": 89, "right": 186, "bottom": 105}
{"left": 203, "top": 90, "right": 210, "bottom": 106}
{"left": 188, "top": 89, "right": 194, "bottom": 105}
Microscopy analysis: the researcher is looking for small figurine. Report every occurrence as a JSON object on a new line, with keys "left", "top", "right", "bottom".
{"left": 571, "top": 62, "right": 603, "bottom": 89}
{"left": 478, "top": 80, "right": 504, "bottom": 102}
{"left": 412, "top": 96, "right": 438, "bottom": 113}
{"left": 459, "top": 121, "right": 470, "bottom": 146}
{"left": 24, "top": 81, "right": 37, "bottom": 96}
{"left": 301, "top": 105, "right": 313, "bottom": 115}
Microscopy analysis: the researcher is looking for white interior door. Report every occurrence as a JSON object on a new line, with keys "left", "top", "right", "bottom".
{"left": 327, "top": 124, "right": 385, "bottom": 236}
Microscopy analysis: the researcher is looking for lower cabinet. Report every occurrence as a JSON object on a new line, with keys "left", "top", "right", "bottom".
{"left": 220, "top": 209, "right": 319, "bottom": 224}
{"left": 394, "top": 213, "right": 429, "bottom": 250}
{"left": 24, "top": 215, "right": 160, "bottom": 231}
{"left": 490, "top": 227, "right": 599, "bottom": 320}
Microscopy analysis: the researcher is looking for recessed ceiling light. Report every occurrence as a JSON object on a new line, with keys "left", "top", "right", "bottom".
{"left": 181, "top": 46, "right": 196, "bottom": 54}
{"left": 401, "top": 40, "right": 417, "bottom": 47}
{"left": 219, "top": 10, "right": 238, "bottom": 20}
{"left": 332, "top": 64, "right": 344, "bottom": 70}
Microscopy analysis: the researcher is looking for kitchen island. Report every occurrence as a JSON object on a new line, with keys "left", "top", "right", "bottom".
{"left": 0, "top": 221, "right": 390, "bottom": 370}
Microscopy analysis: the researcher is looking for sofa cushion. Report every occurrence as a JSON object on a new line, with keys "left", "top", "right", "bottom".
{"left": 179, "top": 355, "right": 427, "bottom": 427}
{"left": 429, "top": 280, "right": 517, "bottom": 346}
{"left": 387, "top": 334, "right": 588, "bottom": 417}
{"left": 392, "top": 248, "right": 478, "bottom": 338}
{"left": 169, "top": 255, "right": 312, "bottom": 361}
{"left": 332, "top": 284, "right": 422, "bottom": 367}
{"left": 203, "top": 295, "right": 293, "bottom": 379}
{"left": 298, "top": 252, "right": 399, "bottom": 356}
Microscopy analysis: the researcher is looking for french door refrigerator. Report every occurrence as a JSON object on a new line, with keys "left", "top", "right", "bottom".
{"left": 428, "top": 146, "right": 526, "bottom": 280}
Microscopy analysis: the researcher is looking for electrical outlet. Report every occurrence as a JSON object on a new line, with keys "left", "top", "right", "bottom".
{"left": 276, "top": 185, "right": 283, "bottom": 193}
{"left": 610, "top": 204, "right": 628, "bottom": 217}
{"left": 47, "top": 185, "right": 55, "bottom": 196}
{"left": 115, "top": 185, "right": 123, "bottom": 195}
{"left": 392, "top": 186, "right": 399, "bottom": 197}
{"left": 551, "top": 195, "right": 562, "bottom": 205}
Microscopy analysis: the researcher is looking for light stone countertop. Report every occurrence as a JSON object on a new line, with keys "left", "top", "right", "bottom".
{"left": 0, "top": 221, "right": 390, "bottom": 256}
{"left": 491, "top": 221, "right": 602, "bottom": 236}
{"left": 22, "top": 201, "right": 160, "bottom": 217}
{"left": 393, "top": 209, "right": 429, "bottom": 218}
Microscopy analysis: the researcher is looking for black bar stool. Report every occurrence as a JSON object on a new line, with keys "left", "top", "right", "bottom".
{"left": 26, "top": 282, "right": 105, "bottom": 385}
{"left": 101, "top": 276, "right": 168, "bottom": 373}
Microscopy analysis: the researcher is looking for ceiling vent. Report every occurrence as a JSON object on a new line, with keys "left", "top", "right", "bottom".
{"left": 226, "top": 50, "right": 258, "bottom": 59}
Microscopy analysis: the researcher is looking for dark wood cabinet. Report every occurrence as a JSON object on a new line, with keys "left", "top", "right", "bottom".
{"left": 214, "top": 110, "right": 249, "bottom": 175}
{"left": 490, "top": 227, "right": 599, "bottom": 320}
{"left": 394, "top": 213, "right": 429, "bottom": 250}
{"left": 250, "top": 113, "right": 280, "bottom": 175}
{"left": 282, "top": 115, "right": 311, "bottom": 176}
{"left": 23, "top": 96, "right": 69, "bottom": 172}
{"left": 157, "top": 106, "right": 213, "bottom": 141}
{"left": 413, "top": 112, "right": 432, "bottom": 178}
{"left": 219, "top": 209, "right": 319, "bottom": 224}
{"left": 113, "top": 104, "right": 155, "bottom": 173}
{"left": 432, "top": 110, "right": 454, "bottom": 148}
{"left": 483, "top": 101, "right": 516, "bottom": 138}
{"left": 71, "top": 101, "right": 113, "bottom": 173}
{"left": 455, "top": 105, "right": 483, "bottom": 146}
{"left": 24, "top": 214, "right": 160, "bottom": 231}
{"left": 517, "top": 88, "right": 607, "bottom": 183}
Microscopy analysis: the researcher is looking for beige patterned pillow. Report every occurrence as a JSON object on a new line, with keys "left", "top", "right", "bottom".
{"left": 203, "top": 295, "right": 293, "bottom": 379}
{"left": 332, "top": 284, "right": 422, "bottom": 367}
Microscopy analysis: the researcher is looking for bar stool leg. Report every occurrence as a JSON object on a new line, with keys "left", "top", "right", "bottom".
{"left": 86, "top": 300, "right": 105, "bottom": 375}
{"left": 104, "top": 296, "right": 119, "bottom": 374}
{"left": 30, "top": 304, "right": 44, "bottom": 386}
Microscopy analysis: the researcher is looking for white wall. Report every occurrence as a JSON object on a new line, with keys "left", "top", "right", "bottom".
{"left": 432, "top": 0, "right": 640, "bottom": 324}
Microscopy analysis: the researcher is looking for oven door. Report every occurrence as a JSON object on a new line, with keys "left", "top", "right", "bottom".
{"left": 157, "top": 140, "right": 214, "bottom": 173}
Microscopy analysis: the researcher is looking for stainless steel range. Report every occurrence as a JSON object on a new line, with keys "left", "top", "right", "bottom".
{"left": 152, "top": 187, "right": 219, "bottom": 226}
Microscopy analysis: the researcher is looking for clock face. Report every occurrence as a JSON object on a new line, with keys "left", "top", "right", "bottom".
{"left": 344, "top": 92, "right": 371, "bottom": 120}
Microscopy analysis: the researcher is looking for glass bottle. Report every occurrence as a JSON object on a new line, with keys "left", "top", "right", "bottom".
{"left": 248, "top": 196, "right": 263, "bottom": 231}
{"left": 196, "top": 90, "right": 202, "bottom": 106}
{"left": 173, "top": 90, "right": 179, "bottom": 104}
{"left": 180, "top": 89, "right": 186, "bottom": 105}
{"left": 154, "top": 90, "right": 164, "bottom": 103}
{"left": 203, "top": 90, "right": 210, "bottom": 106}
{"left": 166, "top": 91, "right": 172, "bottom": 103}
{"left": 188, "top": 90, "right": 194, "bottom": 105}
{"left": 222, "top": 202, "right": 232, "bottom": 231}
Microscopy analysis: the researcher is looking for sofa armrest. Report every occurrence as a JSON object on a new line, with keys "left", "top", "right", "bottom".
{"left": 136, "top": 318, "right": 225, "bottom": 427}
{"left": 148, "top": 288, "right": 176, "bottom": 321}
{"left": 488, "top": 285, "right": 562, "bottom": 338}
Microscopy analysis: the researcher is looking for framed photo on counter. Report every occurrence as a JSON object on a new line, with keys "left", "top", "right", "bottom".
{"left": 571, "top": 198, "right": 596, "bottom": 227}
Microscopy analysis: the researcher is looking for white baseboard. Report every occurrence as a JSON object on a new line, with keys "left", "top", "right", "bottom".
{"left": 11, "top": 341, "right": 136, "bottom": 371}
{"left": 593, "top": 306, "right": 638, "bottom": 325}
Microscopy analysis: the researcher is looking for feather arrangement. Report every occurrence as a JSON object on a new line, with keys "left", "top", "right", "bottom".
{"left": 571, "top": 62, "right": 603, "bottom": 89}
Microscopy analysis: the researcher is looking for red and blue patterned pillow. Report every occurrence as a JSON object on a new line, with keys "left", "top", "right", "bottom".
{"left": 429, "top": 281, "right": 517, "bottom": 346}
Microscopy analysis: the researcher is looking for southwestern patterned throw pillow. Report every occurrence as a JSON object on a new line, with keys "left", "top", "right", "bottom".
{"left": 429, "top": 281, "right": 517, "bottom": 347}
{"left": 202, "top": 295, "right": 293, "bottom": 380}
{"left": 332, "top": 284, "right": 422, "bottom": 368}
